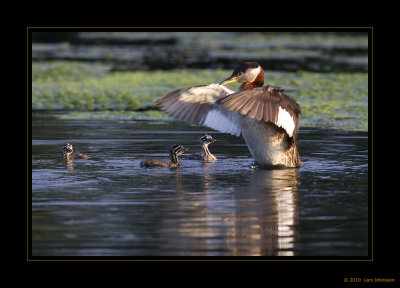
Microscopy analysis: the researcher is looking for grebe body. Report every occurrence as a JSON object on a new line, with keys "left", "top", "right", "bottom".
{"left": 157, "top": 62, "right": 302, "bottom": 168}
{"left": 140, "top": 159, "right": 178, "bottom": 168}
{"left": 239, "top": 116, "right": 300, "bottom": 167}
{"left": 140, "top": 144, "right": 189, "bottom": 168}
{"left": 187, "top": 134, "right": 217, "bottom": 161}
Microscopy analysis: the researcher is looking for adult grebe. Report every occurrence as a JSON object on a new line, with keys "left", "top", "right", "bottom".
{"left": 187, "top": 134, "right": 217, "bottom": 161}
{"left": 156, "top": 62, "right": 302, "bottom": 168}
{"left": 140, "top": 144, "right": 189, "bottom": 168}
{"left": 62, "top": 143, "right": 89, "bottom": 161}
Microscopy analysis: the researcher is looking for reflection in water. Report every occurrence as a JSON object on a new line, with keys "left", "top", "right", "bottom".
{"left": 273, "top": 169, "right": 298, "bottom": 256}
{"left": 63, "top": 159, "right": 74, "bottom": 170}
{"left": 236, "top": 168, "right": 298, "bottom": 256}
{"left": 32, "top": 119, "right": 368, "bottom": 257}
{"left": 158, "top": 167, "right": 299, "bottom": 256}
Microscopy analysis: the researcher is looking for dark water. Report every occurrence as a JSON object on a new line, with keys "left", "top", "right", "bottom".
{"left": 31, "top": 116, "right": 368, "bottom": 257}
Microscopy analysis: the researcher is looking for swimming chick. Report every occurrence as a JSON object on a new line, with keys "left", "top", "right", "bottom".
{"left": 187, "top": 134, "right": 217, "bottom": 161}
{"left": 63, "top": 143, "right": 89, "bottom": 161}
{"left": 140, "top": 144, "right": 189, "bottom": 168}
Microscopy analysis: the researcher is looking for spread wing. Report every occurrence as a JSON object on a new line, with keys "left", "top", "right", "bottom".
{"left": 156, "top": 83, "right": 241, "bottom": 136}
{"left": 216, "top": 86, "right": 301, "bottom": 138}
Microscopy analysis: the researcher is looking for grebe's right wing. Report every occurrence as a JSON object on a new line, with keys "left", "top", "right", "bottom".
{"left": 157, "top": 83, "right": 241, "bottom": 136}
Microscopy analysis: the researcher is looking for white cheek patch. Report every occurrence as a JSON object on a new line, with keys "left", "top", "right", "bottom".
{"left": 239, "top": 66, "right": 261, "bottom": 83}
{"left": 276, "top": 106, "right": 295, "bottom": 137}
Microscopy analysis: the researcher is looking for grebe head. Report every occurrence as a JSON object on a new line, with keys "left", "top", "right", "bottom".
{"left": 219, "top": 62, "right": 262, "bottom": 85}
{"left": 200, "top": 134, "right": 216, "bottom": 145}
{"left": 63, "top": 143, "right": 73, "bottom": 155}
{"left": 170, "top": 144, "right": 189, "bottom": 156}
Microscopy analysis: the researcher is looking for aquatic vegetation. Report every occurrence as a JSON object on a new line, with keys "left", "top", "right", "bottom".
{"left": 32, "top": 61, "right": 368, "bottom": 131}
{"left": 57, "top": 110, "right": 168, "bottom": 121}
{"left": 32, "top": 61, "right": 228, "bottom": 111}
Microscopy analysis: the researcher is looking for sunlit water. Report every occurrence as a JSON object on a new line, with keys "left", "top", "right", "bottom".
{"left": 31, "top": 116, "right": 368, "bottom": 257}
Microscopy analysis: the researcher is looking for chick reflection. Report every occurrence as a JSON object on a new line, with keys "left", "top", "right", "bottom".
{"left": 157, "top": 166, "right": 299, "bottom": 256}
{"left": 63, "top": 159, "right": 74, "bottom": 170}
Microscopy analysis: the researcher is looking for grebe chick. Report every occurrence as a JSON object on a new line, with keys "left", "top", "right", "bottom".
{"left": 63, "top": 143, "right": 88, "bottom": 161}
{"left": 157, "top": 62, "right": 302, "bottom": 168}
{"left": 140, "top": 144, "right": 189, "bottom": 168}
{"left": 187, "top": 134, "right": 217, "bottom": 161}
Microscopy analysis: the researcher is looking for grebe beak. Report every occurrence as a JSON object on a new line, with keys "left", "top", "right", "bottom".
{"left": 219, "top": 76, "right": 238, "bottom": 86}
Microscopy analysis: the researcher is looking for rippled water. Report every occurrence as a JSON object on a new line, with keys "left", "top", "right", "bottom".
{"left": 31, "top": 116, "right": 369, "bottom": 257}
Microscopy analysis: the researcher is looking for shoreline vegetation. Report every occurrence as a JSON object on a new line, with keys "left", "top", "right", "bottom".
{"left": 32, "top": 61, "right": 368, "bottom": 131}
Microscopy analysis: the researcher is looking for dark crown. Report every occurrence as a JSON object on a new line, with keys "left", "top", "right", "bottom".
{"left": 232, "top": 62, "right": 260, "bottom": 76}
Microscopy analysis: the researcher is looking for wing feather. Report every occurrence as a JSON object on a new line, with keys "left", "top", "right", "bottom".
{"left": 238, "top": 97, "right": 257, "bottom": 116}
{"left": 248, "top": 99, "right": 260, "bottom": 119}
{"left": 157, "top": 83, "right": 241, "bottom": 136}
{"left": 216, "top": 86, "right": 301, "bottom": 138}
{"left": 256, "top": 101, "right": 264, "bottom": 121}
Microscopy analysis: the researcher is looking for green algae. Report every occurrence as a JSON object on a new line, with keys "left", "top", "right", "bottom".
{"left": 32, "top": 61, "right": 228, "bottom": 110}
{"left": 32, "top": 61, "right": 368, "bottom": 131}
{"left": 56, "top": 110, "right": 168, "bottom": 121}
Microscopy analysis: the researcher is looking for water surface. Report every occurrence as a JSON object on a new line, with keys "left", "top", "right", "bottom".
{"left": 31, "top": 116, "right": 368, "bottom": 257}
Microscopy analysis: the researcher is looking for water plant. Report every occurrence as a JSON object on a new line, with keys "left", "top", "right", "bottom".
{"left": 32, "top": 61, "right": 368, "bottom": 131}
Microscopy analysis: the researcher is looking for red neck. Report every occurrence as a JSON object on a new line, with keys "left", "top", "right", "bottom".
{"left": 239, "top": 68, "right": 264, "bottom": 91}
